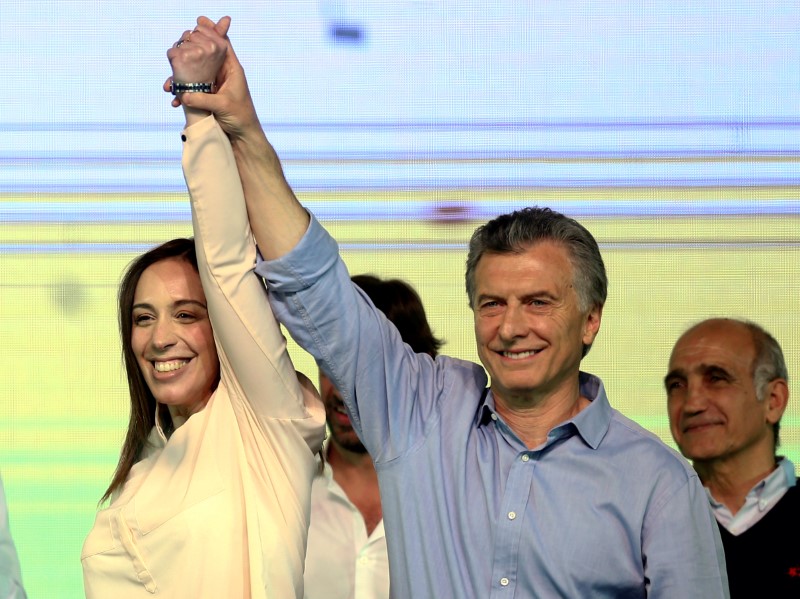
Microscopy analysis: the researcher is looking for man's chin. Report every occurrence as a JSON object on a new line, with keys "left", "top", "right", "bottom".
{"left": 332, "top": 434, "right": 369, "bottom": 454}
{"left": 341, "top": 440, "right": 369, "bottom": 454}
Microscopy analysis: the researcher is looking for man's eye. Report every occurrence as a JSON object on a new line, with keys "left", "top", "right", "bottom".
{"left": 706, "top": 369, "right": 729, "bottom": 383}
{"left": 176, "top": 312, "right": 196, "bottom": 321}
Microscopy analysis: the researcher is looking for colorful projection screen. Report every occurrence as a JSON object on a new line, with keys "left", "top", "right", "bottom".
{"left": 1, "top": 1, "right": 798, "bottom": 596}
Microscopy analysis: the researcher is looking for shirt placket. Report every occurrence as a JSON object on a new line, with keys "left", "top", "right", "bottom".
{"left": 489, "top": 449, "right": 536, "bottom": 598}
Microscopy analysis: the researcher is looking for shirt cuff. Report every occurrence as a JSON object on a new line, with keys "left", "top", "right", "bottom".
{"left": 255, "top": 213, "right": 340, "bottom": 293}
{"left": 180, "top": 113, "right": 217, "bottom": 142}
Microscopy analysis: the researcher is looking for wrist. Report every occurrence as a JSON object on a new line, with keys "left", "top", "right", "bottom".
{"left": 230, "top": 123, "right": 270, "bottom": 157}
{"left": 182, "top": 105, "right": 212, "bottom": 126}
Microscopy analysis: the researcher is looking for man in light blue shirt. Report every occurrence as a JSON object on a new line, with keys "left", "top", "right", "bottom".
{"left": 258, "top": 212, "right": 729, "bottom": 598}
{"left": 176, "top": 22, "right": 729, "bottom": 598}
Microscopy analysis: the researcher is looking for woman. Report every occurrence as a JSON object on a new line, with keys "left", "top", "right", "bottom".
{"left": 81, "top": 18, "right": 326, "bottom": 598}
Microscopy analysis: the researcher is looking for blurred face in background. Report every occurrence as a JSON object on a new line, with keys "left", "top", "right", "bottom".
{"left": 319, "top": 372, "right": 367, "bottom": 453}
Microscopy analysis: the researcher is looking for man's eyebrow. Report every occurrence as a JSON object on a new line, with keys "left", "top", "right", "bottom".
{"left": 475, "top": 293, "right": 502, "bottom": 304}
{"left": 663, "top": 363, "right": 733, "bottom": 386}
{"left": 700, "top": 364, "right": 732, "bottom": 377}
{"left": 663, "top": 368, "right": 685, "bottom": 386}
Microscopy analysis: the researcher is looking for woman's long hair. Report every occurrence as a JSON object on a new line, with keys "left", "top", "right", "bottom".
{"left": 100, "top": 239, "right": 199, "bottom": 503}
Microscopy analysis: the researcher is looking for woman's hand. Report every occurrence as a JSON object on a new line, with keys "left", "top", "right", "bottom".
{"left": 167, "top": 16, "right": 229, "bottom": 90}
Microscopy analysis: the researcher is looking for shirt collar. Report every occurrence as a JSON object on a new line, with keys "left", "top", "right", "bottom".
{"left": 319, "top": 439, "right": 336, "bottom": 484}
{"left": 707, "top": 457, "right": 796, "bottom": 534}
{"left": 153, "top": 403, "right": 174, "bottom": 445}
{"left": 569, "top": 372, "right": 612, "bottom": 449}
{"left": 707, "top": 456, "right": 797, "bottom": 512}
{"left": 777, "top": 456, "right": 798, "bottom": 489}
{"left": 477, "top": 371, "right": 612, "bottom": 450}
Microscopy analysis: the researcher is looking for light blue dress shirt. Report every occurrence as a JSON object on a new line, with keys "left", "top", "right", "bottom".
{"left": 258, "top": 215, "right": 728, "bottom": 599}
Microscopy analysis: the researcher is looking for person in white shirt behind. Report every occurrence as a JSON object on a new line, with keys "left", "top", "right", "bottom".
{"left": 305, "top": 274, "right": 443, "bottom": 599}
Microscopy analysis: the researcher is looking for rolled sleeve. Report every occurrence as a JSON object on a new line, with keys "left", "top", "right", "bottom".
{"left": 256, "top": 215, "right": 444, "bottom": 463}
{"left": 257, "top": 214, "right": 339, "bottom": 294}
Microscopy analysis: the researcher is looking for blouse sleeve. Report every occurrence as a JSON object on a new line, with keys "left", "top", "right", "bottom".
{"left": 181, "top": 115, "right": 325, "bottom": 452}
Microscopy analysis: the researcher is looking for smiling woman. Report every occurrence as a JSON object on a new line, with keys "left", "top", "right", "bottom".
{"left": 130, "top": 251, "right": 219, "bottom": 423}
{"left": 81, "top": 189, "right": 326, "bottom": 598}
{"left": 81, "top": 164, "right": 326, "bottom": 598}
{"left": 79, "top": 17, "right": 326, "bottom": 599}
{"left": 101, "top": 238, "right": 221, "bottom": 497}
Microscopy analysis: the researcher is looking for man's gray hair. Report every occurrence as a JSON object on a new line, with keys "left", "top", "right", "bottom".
{"left": 744, "top": 320, "right": 789, "bottom": 449}
{"left": 465, "top": 207, "right": 607, "bottom": 357}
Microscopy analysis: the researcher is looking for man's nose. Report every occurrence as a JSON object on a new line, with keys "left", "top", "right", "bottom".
{"left": 498, "top": 305, "right": 527, "bottom": 340}
{"left": 682, "top": 379, "right": 708, "bottom": 413}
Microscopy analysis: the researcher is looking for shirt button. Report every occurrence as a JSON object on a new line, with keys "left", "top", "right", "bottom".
{"left": 491, "top": 413, "right": 498, "bottom": 421}
{"left": 521, "top": 454, "right": 530, "bottom": 462}
{"left": 508, "top": 511, "right": 516, "bottom": 520}
{"left": 500, "top": 577, "right": 509, "bottom": 587}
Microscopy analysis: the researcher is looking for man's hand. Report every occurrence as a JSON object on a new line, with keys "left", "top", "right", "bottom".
{"left": 166, "top": 15, "right": 308, "bottom": 260}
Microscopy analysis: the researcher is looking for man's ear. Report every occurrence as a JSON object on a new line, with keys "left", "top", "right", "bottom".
{"left": 764, "top": 378, "right": 789, "bottom": 425}
{"left": 582, "top": 304, "right": 603, "bottom": 346}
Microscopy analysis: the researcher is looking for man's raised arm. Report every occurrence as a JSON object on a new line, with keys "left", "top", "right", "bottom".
{"left": 166, "top": 16, "right": 308, "bottom": 259}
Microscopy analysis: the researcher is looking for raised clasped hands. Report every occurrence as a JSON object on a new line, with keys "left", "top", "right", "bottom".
{"left": 167, "top": 16, "right": 229, "bottom": 92}
{"left": 164, "top": 16, "right": 262, "bottom": 143}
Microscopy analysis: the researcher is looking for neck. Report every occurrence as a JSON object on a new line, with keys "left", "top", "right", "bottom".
{"left": 695, "top": 454, "right": 778, "bottom": 515}
{"left": 166, "top": 400, "right": 208, "bottom": 429}
{"left": 494, "top": 381, "right": 589, "bottom": 449}
{"left": 326, "top": 440, "right": 383, "bottom": 535}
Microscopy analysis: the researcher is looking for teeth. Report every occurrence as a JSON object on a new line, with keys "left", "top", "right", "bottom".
{"left": 503, "top": 351, "right": 537, "bottom": 360}
{"left": 154, "top": 360, "right": 188, "bottom": 372}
